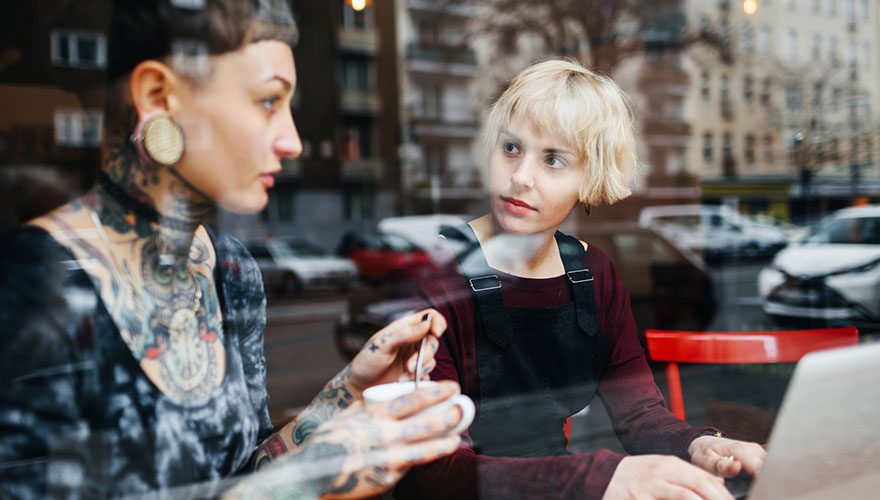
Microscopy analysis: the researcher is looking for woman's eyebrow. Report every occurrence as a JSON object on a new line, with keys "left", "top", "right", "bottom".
{"left": 543, "top": 147, "right": 574, "bottom": 156}
{"left": 499, "top": 129, "right": 522, "bottom": 143}
{"left": 263, "top": 75, "right": 293, "bottom": 91}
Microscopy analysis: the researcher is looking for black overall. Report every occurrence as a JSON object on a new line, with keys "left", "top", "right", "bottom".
{"left": 441, "top": 225, "right": 609, "bottom": 458}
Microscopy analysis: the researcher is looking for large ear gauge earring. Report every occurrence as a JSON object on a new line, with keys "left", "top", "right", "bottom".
{"left": 132, "top": 115, "right": 185, "bottom": 166}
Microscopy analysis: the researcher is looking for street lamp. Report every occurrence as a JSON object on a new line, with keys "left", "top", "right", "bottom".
{"left": 347, "top": 0, "right": 369, "bottom": 11}
{"left": 743, "top": 0, "right": 758, "bottom": 15}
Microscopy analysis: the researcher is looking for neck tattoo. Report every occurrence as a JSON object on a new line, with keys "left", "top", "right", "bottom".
{"left": 97, "top": 171, "right": 198, "bottom": 233}
{"left": 89, "top": 208, "right": 222, "bottom": 402}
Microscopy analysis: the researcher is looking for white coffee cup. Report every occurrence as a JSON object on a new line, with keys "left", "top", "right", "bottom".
{"left": 363, "top": 380, "right": 475, "bottom": 436}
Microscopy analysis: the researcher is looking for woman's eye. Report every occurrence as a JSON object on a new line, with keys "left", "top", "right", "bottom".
{"left": 546, "top": 156, "right": 566, "bottom": 169}
{"left": 261, "top": 96, "right": 281, "bottom": 111}
{"left": 502, "top": 141, "right": 520, "bottom": 155}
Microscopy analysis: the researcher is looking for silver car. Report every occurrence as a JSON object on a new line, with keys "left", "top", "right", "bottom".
{"left": 248, "top": 239, "right": 358, "bottom": 294}
{"left": 758, "top": 205, "right": 880, "bottom": 323}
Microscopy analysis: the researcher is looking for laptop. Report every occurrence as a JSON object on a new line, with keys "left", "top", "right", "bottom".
{"left": 727, "top": 341, "right": 880, "bottom": 499}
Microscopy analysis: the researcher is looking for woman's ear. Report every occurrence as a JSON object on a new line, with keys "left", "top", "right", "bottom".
{"left": 128, "top": 61, "right": 184, "bottom": 118}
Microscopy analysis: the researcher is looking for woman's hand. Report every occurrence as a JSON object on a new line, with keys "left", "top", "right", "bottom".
{"left": 688, "top": 435, "right": 767, "bottom": 478}
{"left": 603, "top": 455, "right": 734, "bottom": 500}
{"left": 348, "top": 308, "right": 447, "bottom": 392}
{"left": 227, "top": 382, "right": 464, "bottom": 500}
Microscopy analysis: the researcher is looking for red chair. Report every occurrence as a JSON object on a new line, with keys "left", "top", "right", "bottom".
{"left": 645, "top": 327, "right": 859, "bottom": 421}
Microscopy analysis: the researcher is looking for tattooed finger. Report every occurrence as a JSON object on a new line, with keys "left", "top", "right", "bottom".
{"left": 379, "top": 382, "right": 458, "bottom": 418}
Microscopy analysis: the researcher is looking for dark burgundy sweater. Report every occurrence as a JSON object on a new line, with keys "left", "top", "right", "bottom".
{"left": 394, "top": 237, "right": 715, "bottom": 500}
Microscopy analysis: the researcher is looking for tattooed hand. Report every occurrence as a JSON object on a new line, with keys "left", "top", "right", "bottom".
{"left": 229, "top": 382, "right": 464, "bottom": 500}
{"left": 349, "top": 308, "right": 446, "bottom": 391}
{"left": 249, "top": 309, "right": 448, "bottom": 472}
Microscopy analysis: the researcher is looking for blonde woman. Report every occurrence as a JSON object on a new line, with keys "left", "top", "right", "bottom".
{"left": 395, "top": 60, "right": 766, "bottom": 500}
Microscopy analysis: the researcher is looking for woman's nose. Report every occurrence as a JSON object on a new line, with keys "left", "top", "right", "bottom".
{"left": 510, "top": 156, "right": 536, "bottom": 190}
{"left": 274, "top": 113, "right": 303, "bottom": 159}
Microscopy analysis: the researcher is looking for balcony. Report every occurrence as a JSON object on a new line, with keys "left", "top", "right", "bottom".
{"left": 340, "top": 89, "right": 380, "bottom": 114}
{"left": 407, "top": 0, "right": 475, "bottom": 16}
{"left": 341, "top": 158, "right": 383, "bottom": 180}
{"left": 405, "top": 43, "right": 477, "bottom": 77}
{"left": 338, "top": 27, "right": 379, "bottom": 54}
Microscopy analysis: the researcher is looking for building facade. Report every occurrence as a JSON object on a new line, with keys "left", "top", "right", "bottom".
{"left": 683, "top": 0, "right": 880, "bottom": 219}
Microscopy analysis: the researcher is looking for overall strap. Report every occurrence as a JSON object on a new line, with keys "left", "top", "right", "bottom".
{"left": 440, "top": 225, "right": 515, "bottom": 347}
{"left": 554, "top": 232, "right": 600, "bottom": 337}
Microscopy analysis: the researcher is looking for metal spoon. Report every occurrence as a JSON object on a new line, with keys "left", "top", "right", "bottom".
{"left": 414, "top": 313, "right": 430, "bottom": 388}
{"left": 414, "top": 336, "right": 426, "bottom": 388}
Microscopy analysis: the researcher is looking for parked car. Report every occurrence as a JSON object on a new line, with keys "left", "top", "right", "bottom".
{"left": 337, "top": 228, "right": 435, "bottom": 282}
{"left": 377, "top": 214, "right": 468, "bottom": 248}
{"left": 248, "top": 238, "right": 358, "bottom": 294}
{"left": 757, "top": 205, "right": 880, "bottom": 323}
{"left": 638, "top": 204, "right": 788, "bottom": 261}
{"left": 334, "top": 224, "right": 716, "bottom": 358}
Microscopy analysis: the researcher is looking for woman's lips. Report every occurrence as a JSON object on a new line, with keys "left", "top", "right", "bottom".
{"left": 259, "top": 173, "right": 275, "bottom": 188}
{"left": 501, "top": 196, "right": 535, "bottom": 215}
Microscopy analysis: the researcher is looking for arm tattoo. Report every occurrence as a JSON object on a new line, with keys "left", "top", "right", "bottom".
{"left": 288, "top": 365, "right": 356, "bottom": 447}
{"left": 252, "top": 434, "right": 288, "bottom": 470}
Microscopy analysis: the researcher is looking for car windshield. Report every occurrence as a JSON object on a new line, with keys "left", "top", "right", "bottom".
{"left": 803, "top": 216, "right": 880, "bottom": 245}
{"left": 382, "top": 233, "right": 416, "bottom": 251}
{"left": 271, "top": 240, "right": 327, "bottom": 257}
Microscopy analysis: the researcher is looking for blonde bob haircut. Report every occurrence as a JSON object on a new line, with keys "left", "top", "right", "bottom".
{"left": 479, "top": 59, "right": 640, "bottom": 206}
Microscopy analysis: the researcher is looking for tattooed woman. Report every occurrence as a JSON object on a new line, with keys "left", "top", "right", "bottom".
{"left": 393, "top": 60, "right": 766, "bottom": 500}
{"left": 0, "top": 1, "right": 464, "bottom": 498}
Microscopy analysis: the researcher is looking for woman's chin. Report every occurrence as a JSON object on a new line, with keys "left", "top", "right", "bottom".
{"left": 216, "top": 191, "right": 268, "bottom": 215}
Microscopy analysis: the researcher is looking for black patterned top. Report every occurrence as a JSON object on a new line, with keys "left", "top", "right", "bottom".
{"left": 0, "top": 226, "right": 273, "bottom": 499}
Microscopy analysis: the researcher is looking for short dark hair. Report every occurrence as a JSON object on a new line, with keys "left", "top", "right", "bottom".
{"left": 107, "top": 0, "right": 297, "bottom": 83}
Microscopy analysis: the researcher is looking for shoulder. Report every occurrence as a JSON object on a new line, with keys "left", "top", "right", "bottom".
{"left": 0, "top": 226, "right": 95, "bottom": 385}
{"left": 205, "top": 226, "right": 260, "bottom": 281}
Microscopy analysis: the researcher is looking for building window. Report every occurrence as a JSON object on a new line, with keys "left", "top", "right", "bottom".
{"left": 722, "top": 132, "right": 733, "bottom": 160}
{"left": 829, "top": 36, "right": 839, "bottom": 65}
{"left": 340, "top": 119, "right": 373, "bottom": 159}
{"left": 743, "top": 76, "right": 754, "bottom": 104}
{"left": 846, "top": 40, "right": 857, "bottom": 69}
{"left": 812, "top": 34, "right": 822, "bottom": 61}
{"left": 745, "top": 134, "right": 756, "bottom": 164}
{"left": 832, "top": 86, "right": 842, "bottom": 111}
{"left": 826, "top": 0, "right": 837, "bottom": 15}
{"left": 703, "top": 132, "right": 714, "bottom": 164}
{"left": 865, "top": 136, "right": 873, "bottom": 164}
{"left": 338, "top": 56, "right": 371, "bottom": 91}
{"left": 701, "top": 73, "right": 711, "bottom": 101}
{"left": 421, "top": 82, "right": 443, "bottom": 119}
{"left": 764, "top": 135, "right": 775, "bottom": 163}
{"left": 845, "top": 0, "right": 856, "bottom": 24}
{"left": 757, "top": 25, "right": 770, "bottom": 55}
{"left": 786, "top": 30, "right": 798, "bottom": 61}
{"left": 785, "top": 0, "right": 796, "bottom": 9}
{"left": 50, "top": 30, "right": 106, "bottom": 69}
{"left": 739, "top": 23, "right": 753, "bottom": 53}
{"left": 811, "top": 0, "right": 821, "bottom": 12}
{"left": 54, "top": 109, "right": 103, "bottom": 147}
{"left": 784, "top": 84, "right": 803, "bottom": 110}
{"left": 812, "top": 82, "right": 824, "bottom": 109}
{"left": 761, "top": 78, "right": 772, "bottom": 106}
{"left": 860, "top": 0, "right": 870, "bottom": 20}
{"left": 861, "top": 43, "right": 871, "bottom": 69}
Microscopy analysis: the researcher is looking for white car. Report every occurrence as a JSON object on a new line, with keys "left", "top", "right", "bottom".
{"left": 248, "top": 239, "right": 358, "bottom": 294}
{"left": 638, "top": 204, "right": 788, "bottom": 261}
{"left": 758, "top": 205, "right": 880, "bottom": 322}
